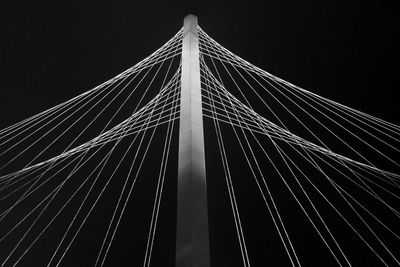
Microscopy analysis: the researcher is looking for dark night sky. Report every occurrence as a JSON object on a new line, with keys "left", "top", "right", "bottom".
{"left": 1, "top": 0, "right": 400, "bottom": 266}
{"left": 1, "top": 0, "right": 399, "bottom": 128}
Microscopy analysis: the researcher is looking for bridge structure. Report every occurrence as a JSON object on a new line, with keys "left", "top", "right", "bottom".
{"left": 0, "top": 15, "right": 399, "bottom": 266}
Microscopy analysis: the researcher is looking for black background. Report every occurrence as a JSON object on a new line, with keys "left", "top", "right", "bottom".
{"left": 1, "top": 0, "right": 399, "bottom": 128}
{"left": 1, "top": 0, "right": 399, "bottom": 266}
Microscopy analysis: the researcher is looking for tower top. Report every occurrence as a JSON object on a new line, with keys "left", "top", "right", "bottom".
{"left": 183, "top": 14, "right": 198, "bottom": 36}
{"left": 184, "top": 14, "right": 197, "bottom": 21}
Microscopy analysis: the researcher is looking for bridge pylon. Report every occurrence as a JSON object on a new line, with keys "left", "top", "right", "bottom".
{"left": 176, "top": 14, "right": 210, "bottom": 267}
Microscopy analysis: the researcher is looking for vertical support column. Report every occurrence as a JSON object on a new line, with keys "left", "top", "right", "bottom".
{"left": 176, "top": 14, "right": 210, "bottom": 267}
